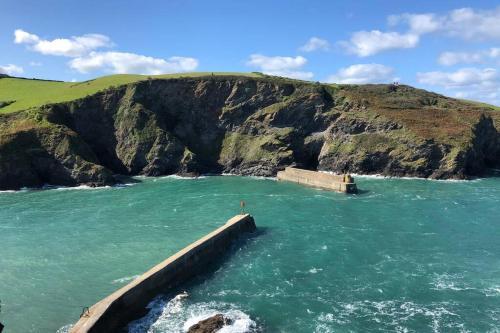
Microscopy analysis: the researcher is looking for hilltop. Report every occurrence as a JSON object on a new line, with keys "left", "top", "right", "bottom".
{"left": 0, "top": 73, "right": 499, "bottom": 190}
{"left": 0, "top": 72, "right": 262, "bottom": 113}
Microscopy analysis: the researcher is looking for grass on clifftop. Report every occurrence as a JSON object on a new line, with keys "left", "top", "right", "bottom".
{"left": 0, "top": 72, "right": 262, "bottom": 114}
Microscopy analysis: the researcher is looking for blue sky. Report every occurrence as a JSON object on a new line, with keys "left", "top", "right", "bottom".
{"left": 1, "top": 0, "right": 499, "bottom": 105}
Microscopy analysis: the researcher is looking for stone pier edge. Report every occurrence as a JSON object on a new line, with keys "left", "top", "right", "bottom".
{"left": 71, "top": 214, "right": 256, "bottom": 333}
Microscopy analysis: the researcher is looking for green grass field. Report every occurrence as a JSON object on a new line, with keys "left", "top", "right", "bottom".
{"left": 0, "top": 72, "right": 261, "bottom": 114}
{"left": 1, "top": 72, "right": 498, "bottom": 114}
{"left": 460, "top": 99, "right": 500, "bottom": 111}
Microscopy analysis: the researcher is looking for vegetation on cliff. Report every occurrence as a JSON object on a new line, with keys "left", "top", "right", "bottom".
{"left": 0, "top": 73, "right": 498, "bottom": 189}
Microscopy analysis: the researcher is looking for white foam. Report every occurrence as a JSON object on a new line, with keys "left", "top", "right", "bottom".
{"left": 322, "top": 299, "right": 463, "bottom": 332}
{"left": 112, "top": 274, "right": 140, "bottom": 284}
{"left": 0, "top": 189, "right": 18, "bottom": 194}
{"left": 431, "top": 273, "right": 473, "bottom": 292}
{"left": 484, "top": 286, "right": 500, "bottom": 297}
{"left": 0, "top": 182, "right": 136, "bottom": 194}
{"left": 128, "top": 294, "right": 257, "bottom": 333}
{"left": 161, "top": 175, "right": 207, "bottom": 180}
{"left": 222, "top": 173, "right": 276, "bottom": 181}
{"left": 55, "top": 324, "right": 73, "bottom": 333}
{"left": 340, "top": 172, "right": 483, "bottom": 182}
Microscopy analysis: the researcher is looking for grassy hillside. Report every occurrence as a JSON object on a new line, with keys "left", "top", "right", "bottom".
{"left": 0, "top": 75, "right": 498, "bottom": 189}
{"left": 0, "top": 72, "right": 261, "bottom": 113}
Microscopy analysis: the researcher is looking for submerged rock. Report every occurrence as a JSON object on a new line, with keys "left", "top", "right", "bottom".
{"left": 187, "top": 314, "right": 233, "bottom": 333}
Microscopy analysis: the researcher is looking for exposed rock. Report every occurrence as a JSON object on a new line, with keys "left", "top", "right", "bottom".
{"left": 0, "top": 76, "right": 498, "bottom": 190}
{"left": 187, "top": 314, "right": 232, "bottom": 333}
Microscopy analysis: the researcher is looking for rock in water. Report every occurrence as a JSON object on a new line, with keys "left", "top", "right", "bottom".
{"left": 187, "top": 314, "right": 232, "bottom": 333}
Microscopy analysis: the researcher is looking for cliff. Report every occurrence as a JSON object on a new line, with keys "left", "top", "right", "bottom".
{"left": 0, "top": 75, "right": 499, "bottom": 190}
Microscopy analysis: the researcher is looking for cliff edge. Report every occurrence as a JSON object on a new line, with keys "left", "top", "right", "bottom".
{"left": 0, "top": 75, "right": 499, "bottom": 190}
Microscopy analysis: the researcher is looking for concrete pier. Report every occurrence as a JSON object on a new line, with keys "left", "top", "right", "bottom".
{"left": 71, "top": 214, "right": 256, "bottom": 333}
{"left": 277, "top": 167, "right": 357, "bottom": 193}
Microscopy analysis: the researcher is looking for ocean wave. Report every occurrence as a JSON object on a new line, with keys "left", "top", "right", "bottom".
{"left": 161, "top": 175, "right": 208, "bottom": 180}
{"left": 0, "top": 182, "right": 136, "bottom": 194}
{"left": 0, "top": 189, "right": 18, "bottom": 194}
{"left": 484, "top": 286, "right": 500, "bottom": 297}
{"left": 112, "top": 274, "right": 140, "bottom": 284}
{"left": 128, "top": 293, "right": 258, "bottom": 333}
{"left": 347, "top": 172, "right": 483, "bottom": 182}
{"left": 430, "top": 273, "right": 475, "bottom": 292}
{"left": 316, "top": 300, "right": 463, "bottom": 332}
{"left": 55, "top": 324, "right": 73, "bottom": 333}
{"left": 222, "top": 173, "right": 276, "bottom": 181}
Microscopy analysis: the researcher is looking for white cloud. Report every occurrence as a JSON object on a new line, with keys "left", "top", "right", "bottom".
{"left": 342, "top": 7, "right": 500, "bottom": 58}
{"left": 0, "top": 64, "right": 24, "bottom": 76}
{"left": 445, "top": 7, "right": 500, "bottom": 40}
{"left": 14, "top": 29, "right": 112, "bottom": 57}
{"left": 438, "top": 48, "right": 500, "bottom": 66}
{"left": 417, "top": 67, "right": 499, "bottom": 105}
{"left": 417, "top": 67, "right": 497, "bottom": 88}
{"left": 69, "top": 51, "right": 199, "bottom": 75}
{"left": 14, "top": 29, "right": 40, "bottom": 44}
{"left": 14, "top": 29, "right": 199, "bottom": 75}
{"left": 390, "top": 7, "right": 500, "bottom": 41}
{"left": 388, "top": 13, "right": 442, "bottom": 35}
{"left": 327, "top": 64, "right": 395, "bottom": 84}
{"left": 246, "top": 54, "right": 313, "bottom": 80}
{"left": 340, "top": 30, "right": 419, "bottom": 57}
{"left": 29, "top": 61, "right": 42, "bottom": 66}
{"left": 299, "top": 37, "right": 330, "bottom": 52}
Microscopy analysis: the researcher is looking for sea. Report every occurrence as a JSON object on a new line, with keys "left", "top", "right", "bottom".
{"left": 0, "top": 175, "right": 499, "bottom": 332}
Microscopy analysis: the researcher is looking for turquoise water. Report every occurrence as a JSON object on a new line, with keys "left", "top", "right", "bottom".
{"left": 0, "top": 176, "right": 499, "bottom": 333}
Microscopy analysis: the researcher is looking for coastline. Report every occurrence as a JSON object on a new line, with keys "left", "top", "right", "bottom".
{"left": 0, "top": 171, "right": 494, "bottom": 194}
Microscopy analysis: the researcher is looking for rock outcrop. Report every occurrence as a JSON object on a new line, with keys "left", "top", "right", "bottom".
{"left": 187, "top": 314, "right": 232, "bottom": 333}
{"left": 0, "top": 75, "right": 499, "bottom": 189}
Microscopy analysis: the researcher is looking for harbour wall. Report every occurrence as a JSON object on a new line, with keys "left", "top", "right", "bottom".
{"left": 70, "top": 214, "right": 256, "bottom": 333}
{"left": 277, "top": 167, "right": 357, "bottom": 193}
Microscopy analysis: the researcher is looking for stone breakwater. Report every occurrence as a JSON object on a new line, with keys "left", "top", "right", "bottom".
{"left": 70, "top": 214, "right": 256, "bottom": 333}
{"left": 277, "top": 167, "right": 357, "bottom": 193}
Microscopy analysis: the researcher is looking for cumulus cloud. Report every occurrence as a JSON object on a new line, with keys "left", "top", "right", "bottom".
{"left": 14, "top": 29, "right": 199, "bottom": 75}
{"left": 438, "top": 48, "right": 500, "bottom": 66}
{"left": 417, "top": 67, "right": 499, "bottom": 105}
{"left": 388, "top": 13, "right": 442, "bottom": 35}
{"left": 69, "top": 51, "right": 199, "bottom": 75}
{"left": 14, "top": 29, "right": 111, "bottom": 57}
{"left": 417, "top": 67, "right": 497, "bottom": 87}
{"left": 0, "top": 64, "right": 24, "bottom": 76}
{"left": 390, "top": 7, "right": 500, "bottom": 41}
{"left": 340, "top": 30, "right": 419, "bottom": 57}
{"left": 341, "top": 6, "right": 500, "bottom": 58}
{"left": 246, "top": 54, "right": 313, "bottom": 80}
{"left": 299, "top": 37, "right": 330, "bottom": 52}
{"left": 14, "top": 29, "right": 40, "bottom": 44}
{"left": 327, "top": 64, "right": 395, "bottom": 84}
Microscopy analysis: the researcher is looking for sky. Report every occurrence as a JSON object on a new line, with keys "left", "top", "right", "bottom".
{"left": 1, "top": 0, "right": 499, "bottom": 105}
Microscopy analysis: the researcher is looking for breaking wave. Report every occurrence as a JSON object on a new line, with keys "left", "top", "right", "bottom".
{"left": 128, "top": 293, "right": 258, "bottom": 333}
{"left": 315, "top": 300, "right": 465, "bottom": 333}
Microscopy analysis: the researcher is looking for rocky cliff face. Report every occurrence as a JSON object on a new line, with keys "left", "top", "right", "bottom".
{"left": 0, "top": 76, "right": 499, "bottom": 190}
